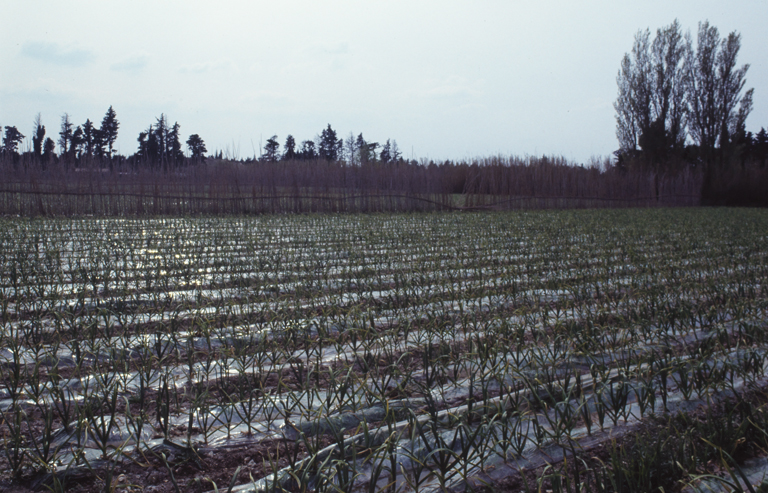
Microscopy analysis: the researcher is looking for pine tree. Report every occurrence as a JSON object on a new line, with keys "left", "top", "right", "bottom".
{"left": 82, "top": 119, "right": 95, "bottom": 159}
{"left": 2, "top": 126, "right": 25, "bottom": 156}
{"left": 300, "top": 140, "right": 316, "bottom": 160}
{"left": 153, "top": 115, "right": 169, "bottom": 169}
{"left": 355, "top": 133, "right": 378, "bottom": 164}
{"left": 318, "top": 124, "right": 342, "bottom": 161}
{"left": 755, "top": 128, "right": 767, "bottom": 168}
{"left": 42, "top": 138, "right": 56, "bottom": 162}
{"left": 92, "top": 128, "right": 107, "bottom": 159}
{"left": 100, "top": 106, "right": 119, "bottom": 157}
{"left": 282, "top": 135, "right": 296, "bottom": 160}
{"left": 32, "top": 114, "right": 46, "bottom": 160}
{"left": 58, "top": 113, "right": 74, "bottom": 159}
{"left": 261, "top": 135, "right": 280, "bottom": 162}
{"left": 355, "top": 133, "right": 366, "bottom": 163}
{"left": 71, "top": 126, "right": 84, "bottom": 161}
{"left": 186, "top": 134, "right": 207, "bottom": 162}
{"left": 167, "top": 121, "right": 184, "bottom": 166}
{"left": 380, "top": 139, "right": 392, "bottom": 164}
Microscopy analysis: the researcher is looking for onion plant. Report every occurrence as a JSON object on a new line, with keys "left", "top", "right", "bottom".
{"left": 0, "top": 209, "right": 766, "bottom": 491}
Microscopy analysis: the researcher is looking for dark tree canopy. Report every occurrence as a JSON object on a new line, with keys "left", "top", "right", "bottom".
{"left": 92, "top": 127, "right": 107, "bottom": 159}
{"left": 300, "top": 140, "right": 316, "bottom": 160}
{"left": 133, "top": 115, "right": 186, "bottom": 169}
{"left": 685, "top": 21, "right": 753, "bottom": 166}
{"left": 614, "top": 20, "right": 688, "bottom": 168}
{"left": 168, "top": 121, "right": 183, "bottom": 164}
{"left": 4, "top": 109, "right": 408, "bottom": 173}
{"left": 318, "top": 124, "right": 342, "bottom": 161}
{"left": 2, "top": 126, "right": 25, "bottom": 155}
{"left": 100, "top": 106, "right": 119, "bottom": 157}
{"left": 32, "top": 114, "right": 46, "bottom": 160}
{"left": 261, "top": 135, "right": 280, "bottom": 162}
{"left": 355, "top": 133, "right": 379, "bottom": 164}
{"left": 380, "top": 139, "right": 392, "bottom": 164}
{"left": 42, "top": 137, "right": 56, "bottom": 162}
{"left": 58, "top": 113, "right": 74, "bottom": 159}
{"left": 615, "top": 19, "right": 754, "bottom": 170}
{"left": 283, "top": 135, "right": 296, "bottom": 160}
{"left": 71, "top": 126, "right": 84, "bottom": 159}
{"left": 186, "top": 134, "right": 207, "bottom": 161}
{"left": 82, "top": 119, "right": 95, "bottom": 159}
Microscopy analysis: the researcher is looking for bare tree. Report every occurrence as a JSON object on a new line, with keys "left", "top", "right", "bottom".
{"left": 650, "top": 20, "right": 688, "bottom": 152}
{"left": 685, "top": 21, "right": 753, "bottom": 166}
{"left": 615, "top": 28, "right": 652, "bottom": 154}
{"left": 343, "top": 132, "right": 357, "bottom": 165}
{"left": 614, "top": 20, "right": 689, "bottom": 167}
{"left": 391, "top": 140, "right": 402, "bottom": 162}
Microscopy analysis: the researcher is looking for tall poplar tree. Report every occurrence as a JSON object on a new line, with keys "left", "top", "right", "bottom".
{"left": 614, "top": 20, "right": 688, "bottom": 168}
{"left": 685, "top": 21, "right": 753, "bottom": 167}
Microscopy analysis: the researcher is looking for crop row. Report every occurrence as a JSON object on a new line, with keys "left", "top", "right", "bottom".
{"left": 1, "top": 209, "right": 767, "bottom": 492}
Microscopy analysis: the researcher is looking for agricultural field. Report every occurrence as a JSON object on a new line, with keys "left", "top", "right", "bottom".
{"left": 1, "top": 209, "right": 768, "bottom": 493}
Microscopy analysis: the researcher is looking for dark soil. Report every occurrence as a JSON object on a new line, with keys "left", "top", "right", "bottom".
{"left": 477, "top": 387, "right": 768, "bottom": 493}
{"left": 1, "top": 435, "right": 335, "bottom": 493}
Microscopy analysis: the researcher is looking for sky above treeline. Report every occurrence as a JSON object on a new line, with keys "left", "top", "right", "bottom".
{"left": 1, "top": 1, "right": 767, "bottom": 163}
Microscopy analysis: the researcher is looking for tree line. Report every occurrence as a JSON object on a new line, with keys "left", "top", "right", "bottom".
{"left": 614, "top": 19, "right": 766, "bottom": 173}
{"left": 257, "top": 124, "right": 404, "bottom": 165}
{"left": 1, "top": 18, "right": 766, "bottom": 208}
{"left": 4, "top": 19, "right": 764, "bottom": 177}
{"left": 0, "top": 109, "right": 411, "bottom": 171}
{"left": 0, "top": 107, "right": 208, "bottom": 170}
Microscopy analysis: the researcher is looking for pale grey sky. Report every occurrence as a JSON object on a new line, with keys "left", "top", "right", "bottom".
{"left": 2, "top": 1, "right": 766, "bottom": 163}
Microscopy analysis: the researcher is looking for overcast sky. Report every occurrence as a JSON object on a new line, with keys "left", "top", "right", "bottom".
{"left": 1, "top": 1, "right": 766, "bottom": 163}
